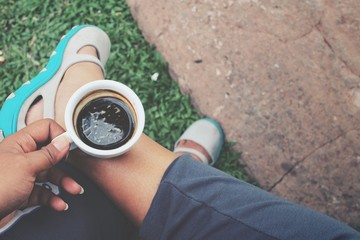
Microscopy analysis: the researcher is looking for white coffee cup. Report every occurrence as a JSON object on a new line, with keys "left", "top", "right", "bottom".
{"left": 56, "top": 80, "right": 145, "bottom": 158}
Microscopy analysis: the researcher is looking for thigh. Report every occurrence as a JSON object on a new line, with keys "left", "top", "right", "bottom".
{"left": 1, "top": 161, "right": 137, "bottom": 240}
{"left": 140, "top": 155, "right": 360, "bottom": 240}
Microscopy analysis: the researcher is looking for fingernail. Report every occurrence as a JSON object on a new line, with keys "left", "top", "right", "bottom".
{"left": 64, "top": 203, "right": 69, "bottom": 211}
{"left": 79, "top": 186, "right": 85, "bottom": 195}
{"left": 52, "top": 135, "right": 69, "bottom": 151}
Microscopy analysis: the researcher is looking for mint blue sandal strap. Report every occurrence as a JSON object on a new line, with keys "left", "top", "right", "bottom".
{"left": 174, "top": 147, "right": 209, "bottom": 164}
{"left": 0, "top": 25, "right": 111, "bottom": 139}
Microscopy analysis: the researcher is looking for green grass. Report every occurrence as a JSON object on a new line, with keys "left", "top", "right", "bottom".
{"left": 0, "top": 0, "right": 250, "bottom": 181}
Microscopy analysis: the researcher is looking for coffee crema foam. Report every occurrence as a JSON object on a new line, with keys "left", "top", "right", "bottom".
{"left": 73, "top": 91, "right": 136, "bottom": 150}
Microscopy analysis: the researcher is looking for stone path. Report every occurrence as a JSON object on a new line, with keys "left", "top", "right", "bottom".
{"left": 126, "top": 0, "right": 360, "bottom": 226}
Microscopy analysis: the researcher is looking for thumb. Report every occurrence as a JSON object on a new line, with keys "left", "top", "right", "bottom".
{"left": 27, "top": 135, "right": 70, "bottom": 173}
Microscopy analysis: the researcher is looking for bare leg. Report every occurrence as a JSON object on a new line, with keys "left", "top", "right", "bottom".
{"left": 23, "top": 45, "right": 360, "bottom": 238}
{"left": 70, "top": 135, "right": 175, "bottom": 224}
{"left": 24, "top": 46, "right": 209, "bottom": 226}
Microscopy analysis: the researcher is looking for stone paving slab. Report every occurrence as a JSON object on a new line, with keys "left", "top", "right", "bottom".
{"left": 126, "top": 0, "right": 360, "bottom": 226}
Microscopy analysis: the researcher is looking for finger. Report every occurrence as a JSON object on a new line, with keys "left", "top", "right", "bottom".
{"left": 37, "top": 168, "right": 84, "bottom": 195}
{"left": 27, "top": 135, "right": 70, "bottom": 173}
{"left": 26, "top": 185, "right": 68, "bottom": 212}
{"left": 61, "top": 176, "right": 85, "bottom": 195}
{"left": 19, "top": 119, "right": 66, "bottom": 144}
{"left": 1, "top": 119, "right": 66, "bottom": 153}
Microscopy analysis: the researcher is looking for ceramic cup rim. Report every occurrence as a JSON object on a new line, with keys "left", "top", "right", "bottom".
{"left": 64, "top": 80, "right": 145, "bottom": 158}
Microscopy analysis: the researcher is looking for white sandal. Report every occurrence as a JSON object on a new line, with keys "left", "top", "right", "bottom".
{"left": 0, "top": 25, "right": 110, "bottom": 234}
{"left": 174, "top": 118, "right": 224, "bottom": 165}
{"left": 0, "top": 25, "right": 111, "bottom": 141}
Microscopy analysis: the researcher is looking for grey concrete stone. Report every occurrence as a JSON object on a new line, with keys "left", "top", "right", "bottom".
{"left": 127, "top": 0, "right": 360, "bottom": 226}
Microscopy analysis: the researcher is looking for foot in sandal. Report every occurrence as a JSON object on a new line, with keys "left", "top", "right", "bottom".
{"left": 0, "top": 25, "right": 110, "bottom": 231}
{"left": 174, "top": 118, "right": 224, "bottom": 165}
{"left": 0, "top": 25, "right": 110, "bottom": 140}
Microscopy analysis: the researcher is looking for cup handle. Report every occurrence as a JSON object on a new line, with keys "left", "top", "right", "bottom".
{"left": 52, "top": 132, "right": 77, "bottom": 151}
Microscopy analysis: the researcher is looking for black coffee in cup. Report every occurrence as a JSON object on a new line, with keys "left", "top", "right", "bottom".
{"left": 74, "top": 92, "right": 136, "bottom": 150}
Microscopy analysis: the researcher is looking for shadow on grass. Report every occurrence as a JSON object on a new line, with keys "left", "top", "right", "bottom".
{"left": 215, "top": 142, "right": 257, "bottom": 185}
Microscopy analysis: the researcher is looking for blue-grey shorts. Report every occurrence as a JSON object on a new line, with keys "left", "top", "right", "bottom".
{"left": 1, "top": 155, "right": 359, "bottom": 240}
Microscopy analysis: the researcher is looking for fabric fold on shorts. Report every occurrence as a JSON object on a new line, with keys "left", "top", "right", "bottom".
{"left": 140, "top": 155, "right": 360, "bottom": 240}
